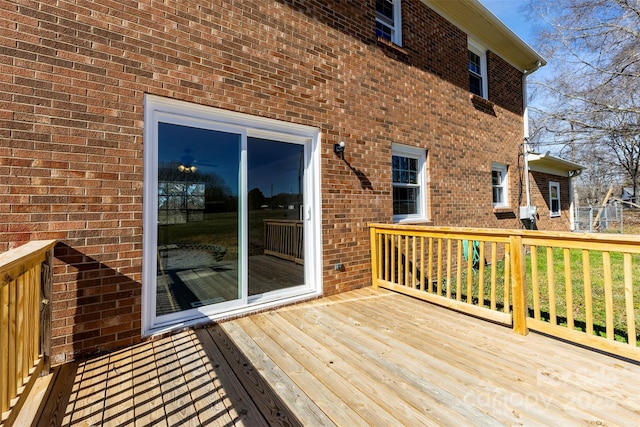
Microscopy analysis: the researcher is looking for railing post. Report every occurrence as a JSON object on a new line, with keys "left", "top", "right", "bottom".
{"left": 370, "top": 226, "right": 379, "bottom": 288}
{"left": 40, "top": 247, "right": 53, "bottom": 375}
{"left": 510, "top": 235, "right": 528, "bottom": 336}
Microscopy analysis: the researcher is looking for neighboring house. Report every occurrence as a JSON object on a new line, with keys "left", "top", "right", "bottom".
{"left": 1, "top": 0, "right": 576, "bottom": 363}
{"left": 525, "top": 152, "right": 584, "bottom": 231}
{"left": 621, "top": 187, "right": 639, "bottom": 204}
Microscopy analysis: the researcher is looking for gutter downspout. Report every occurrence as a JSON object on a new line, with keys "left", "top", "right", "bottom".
{"left": 522, "top": 61, "right": 541, "bottom": 228}
{"left": 568, "top": 168, "right": 582, "bottom": 231}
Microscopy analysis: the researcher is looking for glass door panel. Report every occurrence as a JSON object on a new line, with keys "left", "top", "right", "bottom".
{"left": 247, "top": 137, "right": 305, "bottom": 296}
{"left": 156, "top": 123, "right": 240, "bottom": 316}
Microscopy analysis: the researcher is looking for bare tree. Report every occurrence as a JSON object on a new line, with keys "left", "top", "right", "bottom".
{"left": 527, "top": 0, "right": 640, "bottom": 205}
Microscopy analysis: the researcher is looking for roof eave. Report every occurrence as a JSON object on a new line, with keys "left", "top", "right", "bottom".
{"left": 419, "top": 0, "right": 547, "bottom": 73}
{"left": 528, "top": 153, "right": 585, "bottom": 177}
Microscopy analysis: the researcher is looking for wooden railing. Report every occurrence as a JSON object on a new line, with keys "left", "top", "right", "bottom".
{"left": 369, "top": 224, "right": 640, "bottom": 362}
{"left": 1, "top": 240, "right": 56, "bottom": 427}
{"left": 264, "top": 219, "right": 303, "bottom": 264}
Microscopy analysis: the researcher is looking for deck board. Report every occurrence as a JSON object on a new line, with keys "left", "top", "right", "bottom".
{"left": 31, "top": 287, "right": 640, "bottom": 426}
{"left": 131, "top": 341, "right": 168, "bottom": 427}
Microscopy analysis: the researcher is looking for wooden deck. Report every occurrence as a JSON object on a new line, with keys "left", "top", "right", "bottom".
{"left": 28, "top": 287, "right": 640, "bottom": 426}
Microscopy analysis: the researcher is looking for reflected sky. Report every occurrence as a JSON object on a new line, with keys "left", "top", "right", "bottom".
{"left": 158, "top": 122, "right": 304, "bottom": 197}
{"left": 159, "top": 122, "right": 240, "bottom": 194}
{"left": 248, "top": 137, "right": 304, "bottom": 197}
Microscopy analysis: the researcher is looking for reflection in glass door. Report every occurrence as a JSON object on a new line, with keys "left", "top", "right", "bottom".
{"left": 247, "top": 138, "right": 305, "bottom": 296}
{"left": 156, "top": 123, "right": 240, "bottom": 316}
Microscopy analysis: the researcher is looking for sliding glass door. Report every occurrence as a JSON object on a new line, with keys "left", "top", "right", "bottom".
{"left": 143, "top": 95, "right": 321, "bottom": 334}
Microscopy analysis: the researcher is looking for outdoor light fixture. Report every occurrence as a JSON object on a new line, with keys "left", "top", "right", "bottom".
{"left": 178, "top": 164, "right": 197, "bottom": 173}
{"left": 333, "top": 141, "right": 345, "bottom": 159}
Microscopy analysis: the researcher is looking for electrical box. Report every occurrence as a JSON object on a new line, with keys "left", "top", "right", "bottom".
{"left": 519, "top": 206, "right": 537, "bottom": 220}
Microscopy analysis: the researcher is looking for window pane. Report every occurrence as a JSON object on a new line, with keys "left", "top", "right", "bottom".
{"left": 156, "top": 123, "right": 240, "bottom": 315}
{"left": 393, "top": 186, "right": 418, "bottom": 215}
{"left": 393, "top": 155, "right": 418, "bottom": 184}
{"left": 493, "top": 187, "right": 503, "bottom": 204}
{"left": 468, "top": 51, "right": 481, "bottom": 74}
{"left": 492, "top": 170, "right": 501, "bottom": 185}
{"left": 376, "top": 0, "right": 394, "bottom": 22}
{"left": 470, "top": 75, "right": 482, "bottom": 96}
{"left": 392, "top": 155, "right": 400, "bottom": 169}
{"left": 551, "top": 199, "right": 560, "bottom": 214}
{"left": 376, "top": 21, "right": 392, "bottom": 40}
{"left": 247, "top": 137, "right": 305, "bottom": 296}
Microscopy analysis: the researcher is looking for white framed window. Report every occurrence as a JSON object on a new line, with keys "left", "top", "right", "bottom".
{"left": 549, "top": 181, "right": 561, "bottom": 217}
{"left": 376, "top": 0, "right": 402, "bottom": 46}
{"left": 492, "top": 163, "right": 509, "bottom": 208}
{"left": 392, "top": 144, "right": 426, "bottom": 222}
{"left": 468, "top": 39, "right": 488, "bottom": 98}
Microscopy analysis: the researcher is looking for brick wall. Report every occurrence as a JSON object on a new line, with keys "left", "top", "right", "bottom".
{"left": 1, "top": 0, "right": 528, "bottom": 362}
{"left": 529, "top": 172, "right": 573, "bottom": 231}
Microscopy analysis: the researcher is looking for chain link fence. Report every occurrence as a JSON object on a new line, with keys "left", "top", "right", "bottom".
{"left": 575, "top": 204, "right": 624, "bottom": 233}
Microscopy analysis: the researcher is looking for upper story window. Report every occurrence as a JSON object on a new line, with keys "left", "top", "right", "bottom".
{"left": 376, "top": 0, "right": 402, "bottom": 46}
{"left": 468, "top": 40, "right": 487, "bottom": 98}
{"left": 492, "top": 163, "right": 508, "bottom": 208}
{"left": 549, "top": 181, "right": 561, "bottom": 217}
{"left": 393, "top": 144, "right": 426, "bottom": 222}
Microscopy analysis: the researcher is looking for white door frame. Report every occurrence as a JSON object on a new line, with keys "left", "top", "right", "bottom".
{"left": 142, "top": 94, "right": 323, "bottom": 336}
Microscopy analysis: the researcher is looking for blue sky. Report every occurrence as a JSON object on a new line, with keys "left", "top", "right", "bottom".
{"left": 478, "top": 0, "right": 536, "bottom": 46}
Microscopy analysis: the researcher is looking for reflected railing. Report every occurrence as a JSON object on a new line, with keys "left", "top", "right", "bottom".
{"left": 263, "top": 219, "right": 304, "bottom": 265}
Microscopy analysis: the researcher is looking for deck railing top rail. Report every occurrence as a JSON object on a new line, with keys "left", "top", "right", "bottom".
{"left": 369, "top": 224, "right": 640, "bottom": 251}
{"left": 0, "top": 240, "right": 57, "bottom": 278}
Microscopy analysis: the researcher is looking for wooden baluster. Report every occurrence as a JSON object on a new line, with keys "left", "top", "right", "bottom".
{"left": 446, "top": 239, "right": 452, "bottom": 299}
{"left": 564, "top": 248, "right": 573, "bottom": 331}
{"left": 531, "top": 245, "right": 540, "bottom": 320}
{"left": 503, "top": 242, "right": 511, "bottom": 314}
{"left": 602, "top": 251, "right": 614, "bottom": 340}
{"left": 490, "top": 242, "right": 497, "bottom": 310}
{"left": 456, "top": 241, "right": 463, "bottom": 302}
{"left": 547, "top": 247, "right": 556, "bottom": 325}
{"left": 478, "top": 242, "right": 485, "bottom": 307}
{"left": 419, "top": 237, "right": 425, "bottom": 291}
{"left": 623, "top": 253, "right": 636, "bottom": 346}
{"left": 466, "top": 240, "right": 473, "bottom": 304}
{"left": 411, "top": 237, "right": 417, "bottom": 289}
{"left": 582, "top": 249, "right": 593, "bottom": 336}
{"left": 436, "top": 239, "right": 443, "bottom": 295}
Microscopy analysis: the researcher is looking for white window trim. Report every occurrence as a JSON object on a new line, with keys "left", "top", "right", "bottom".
{"left": 549, "top": 181, "right": 561, "bottom": 217}
{"left": 142, "top": 94, "right": 322, "bottom": 336}
{"left": 468, "top": 38, "right": 488, "bottom": 99}
{"left": 492, "top": 163, "right": 509, "bottom": 208}
{"left": 392, "top": 143, "right": 427, "bottom": 222}
{"left": 376, "top": 0, "right": 403, "bottom": 46}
